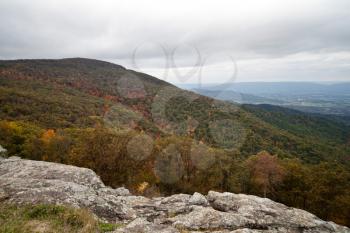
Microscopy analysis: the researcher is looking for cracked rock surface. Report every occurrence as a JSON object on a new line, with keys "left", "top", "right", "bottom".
{"left": 0, "top": 156, "right": 349, "bottom": 233}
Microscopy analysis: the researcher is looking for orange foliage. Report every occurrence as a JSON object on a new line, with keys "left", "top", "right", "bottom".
{"left": 41, "top": 129, "right": 56, "bottom": 143}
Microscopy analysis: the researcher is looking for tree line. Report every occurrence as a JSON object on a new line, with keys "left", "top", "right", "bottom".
{"left": 0, "top": 120, "right": 349, "bottom": 226}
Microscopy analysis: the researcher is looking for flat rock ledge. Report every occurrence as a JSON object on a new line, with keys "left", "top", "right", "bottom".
{"left": 0, "top": 156, "right": 349, "bottom": 233}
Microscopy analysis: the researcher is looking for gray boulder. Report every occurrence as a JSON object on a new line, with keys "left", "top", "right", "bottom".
{"left": 0, "top": 157, "right": 349, "bottom": 233}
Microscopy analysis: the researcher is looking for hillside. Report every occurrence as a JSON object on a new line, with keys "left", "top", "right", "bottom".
{"left": 0, "top": 156, "right": 349, "bottom": 233}
{"left": 0, "top": 58, "right": 349, "bottom": 162}
{"left": 0, "top": 58, "right": 350, "bottom": 226}
{"left": 242, "top": 104, "right": 350, "bottom": 145}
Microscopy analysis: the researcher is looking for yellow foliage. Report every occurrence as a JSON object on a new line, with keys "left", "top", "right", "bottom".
{"left": 1, "top": 121, "right": 24, "bottom": 134}
{"left": 137, "top": 182, "right": 149, "bottom": 194}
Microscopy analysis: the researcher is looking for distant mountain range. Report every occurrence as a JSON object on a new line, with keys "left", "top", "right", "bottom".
{"left": 183, "top": 82, "right": 350, "bottom": 117}
{"left": 179, "top": 82, "right": 350, "bottom": 95}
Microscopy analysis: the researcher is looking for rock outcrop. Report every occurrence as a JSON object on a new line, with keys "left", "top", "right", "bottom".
{"left": 0, "top": 156, "right": 349, "bottom": 233}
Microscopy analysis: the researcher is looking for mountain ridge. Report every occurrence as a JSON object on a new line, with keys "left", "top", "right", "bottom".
{"left": 1, "top": 58, "right": 348, "bottom": 163}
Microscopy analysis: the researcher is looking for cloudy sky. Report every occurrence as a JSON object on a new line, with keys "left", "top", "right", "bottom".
{"left": 1, "top": 0, "right": 350, "bottom": 84}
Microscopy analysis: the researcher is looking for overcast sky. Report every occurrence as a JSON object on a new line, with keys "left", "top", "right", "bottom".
{"left": 1, "top": 0, "right": 350, "bottom": 84}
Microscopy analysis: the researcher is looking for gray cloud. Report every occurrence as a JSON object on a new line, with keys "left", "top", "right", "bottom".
{"left": 0, "top": 0, "right": 349, "bottom": 83}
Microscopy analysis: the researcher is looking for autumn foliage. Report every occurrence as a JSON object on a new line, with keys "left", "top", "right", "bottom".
{"left": 246, "top": 151, "right": 284, "bottom": 197}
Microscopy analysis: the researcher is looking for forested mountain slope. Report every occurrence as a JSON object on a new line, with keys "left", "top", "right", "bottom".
{"left": 242, "top": 104, "right": 350, "bottom": 145}
{"left": 0, "top": 58, "right": 350, "bottom": 226}
{"left": 0, "top": 58, "right": 348, "bottom": 163}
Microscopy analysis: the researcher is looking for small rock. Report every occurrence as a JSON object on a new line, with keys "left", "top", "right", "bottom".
{"left": 115, "top": 218, "right": 179, "bottom": 233}
{"left": 169, "top": 205, "right": 253, "bottom": 231}
{"left": 160, "top": 194, "right": 191, "bottom": 204}
{"left": 189, "top": 192, "right": 209, "bottom": 206}
{"left": 115, "top": 187, "right": 131, "bottom": 196}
